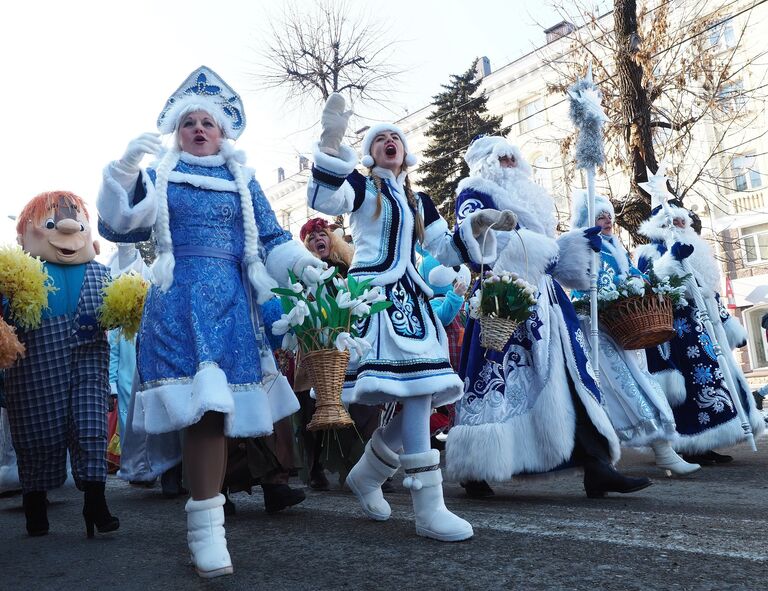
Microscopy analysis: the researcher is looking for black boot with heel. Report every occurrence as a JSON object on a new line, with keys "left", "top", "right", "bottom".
{"left": 82, "top": 481, "right": 119, "bottom": 538}
{"left": 23, "top": 491, "right": 49, "bottom": 536}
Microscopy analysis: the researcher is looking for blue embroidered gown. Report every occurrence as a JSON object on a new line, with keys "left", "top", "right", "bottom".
{"left": 639, "top": 241, "right": 764, "bottom": 452}
{"left": 98, "top": 153, "right": 299, "bottom": 438}
{"left": 572, "top": 236, "right": 677, "bottom": 446}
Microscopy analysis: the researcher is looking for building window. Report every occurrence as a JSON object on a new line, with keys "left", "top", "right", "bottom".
{"left": 708, "top": 19, "right": 736, "bottom": 51}
{"left": 741, "top": 223, "right": 768, "bottom": 265}
{"left": 518, "top": 98, "right": 544, "bottom": 134}
{"left": 745, "top": 306, "right": 768, "bottom": 369}
{"left": 533, "top": 154, "right": 553, "bottom": 193}
{"left": 731, "top": 153, "right": 763, "bottom": 192}
{"left": 717, "top": 79, "right": 747, "bottom": 114}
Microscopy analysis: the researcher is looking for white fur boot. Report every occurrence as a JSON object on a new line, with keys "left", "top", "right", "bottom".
{"left": 400, "top": 450, "right": 473, "bottom": 542}
{"left": 651, "top": 440, "right": 700, "bottom": 476}
{"left": 346, "top": 428, "right": 400, "bottom": 521}
{"left": 185, "top": 494, "right": 233, "bottom": 578}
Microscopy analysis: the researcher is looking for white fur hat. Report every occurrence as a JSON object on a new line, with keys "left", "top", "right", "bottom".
{"left": 463, "top": 135, "right": 531, "bottom": 177}
{"left": 157, "top": 66, "right": 245, "bottom": 140}
{"left": 570, "top": 189, "right": 614, "bottom": 229}
{"left": 360, "top": 123, "right": 417, "bottom": 168}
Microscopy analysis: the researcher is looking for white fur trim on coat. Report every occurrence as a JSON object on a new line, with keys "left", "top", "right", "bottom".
{"left": 552, "top": 230, "right": 592, "bottom": 290}
{"left": 265, "top": 240, "right": 315, "bottom": 289}
{"left": 98, "top": 164, "right": 158, "bottom": 234}
{"left": 651, "top": 368, "right": 687, "bottom": 408}
{"left": 312, "top": 143, "right": 358, "bottom": 176}
{"left": 459, "top": 210, "right": 498, "bottom": 265}
{"left": 723, "top": 315, "right": 748, "bottom": 349}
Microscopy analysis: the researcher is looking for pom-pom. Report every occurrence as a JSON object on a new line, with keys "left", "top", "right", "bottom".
{"left": 361, "top": 154, "right": 374, "bottom": 168}
{"left": 0, "top": 246, "right": 55, "bottom": 330}
{"left": 98, "top": 272, "right": 150, "bottom": 341}
{"left": 0, "top": 317, "right": 25, "bottom": 369}
{"left": 402, "top": 476, "right": 414, "bottom": 489}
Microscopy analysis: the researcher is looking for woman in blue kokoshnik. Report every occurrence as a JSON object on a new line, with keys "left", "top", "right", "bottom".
{"left": 96, "top": 66, "right": 323, "bottom": 578}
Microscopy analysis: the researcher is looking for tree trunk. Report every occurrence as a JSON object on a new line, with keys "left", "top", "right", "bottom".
{"left": 614, "top": 0, "right": 658, "bottom": 241}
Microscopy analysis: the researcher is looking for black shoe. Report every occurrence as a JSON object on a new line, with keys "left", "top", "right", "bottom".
{"left": 753, "top": 391, "right": 764, "bottom": 411}
{"left": 160, "top": 464, "right": 186, "bottom": 498}
{"left": 82, "top": 481, "right": 119, "bottom": 538}
{"left": 262, "top": 483, "right": 306, "bottom": 514}
{"left": 682, "top": 450, "right": 734, "bottom": 466}
{"left": 222, "top": 492, "right": 236, "bottom": 517}
{"left": 461, "top": 480, "right": 495, "bottom": 499}
{"left": 23, "top": 491, "right": 49, "bottom": 536}
{"left": 309, "top": 468, "right": 330, "bottom": 491}
{"left": 583, "top": 463, "right": 653, "bottom": 498}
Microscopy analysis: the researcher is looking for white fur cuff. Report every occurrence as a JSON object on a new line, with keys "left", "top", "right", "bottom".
{"left": 265, "top": 240, "right": 314, "bottom": 287}
{"left": 312, "top": 143, "right": 358, "bottom": 177}
{"left": 459, "top": 211, "right": 497, "bottom": 265}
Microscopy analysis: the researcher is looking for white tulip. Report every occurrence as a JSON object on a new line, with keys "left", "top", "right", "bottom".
{"left": 271, "top": 315, "right": 291, "bottom": 335}
{"left": 281, "top": 333, "right": 298, "bottom": 351}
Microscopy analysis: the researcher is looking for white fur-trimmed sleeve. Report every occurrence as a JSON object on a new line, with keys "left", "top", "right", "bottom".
{"left": 722, "top": 312, "right": 748, "bottom": 349}
{"left": 307, "top": 144, "right": 358, "bottom": 216}
{"left": 265, "top": 240, "right": 315, "bottom": 287}
{"left": 97, "top": 162, "right": 158, "bottom": 234}
{"left": 552, "top": 229, "right": 591, "bottom": 290}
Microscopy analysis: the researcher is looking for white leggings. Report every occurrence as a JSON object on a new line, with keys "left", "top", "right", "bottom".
{"left": 379, "top": 395, "right": 432, "bottom": 454}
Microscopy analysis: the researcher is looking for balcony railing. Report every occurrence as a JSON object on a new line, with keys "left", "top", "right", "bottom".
{"left": 732, "top": 190, "right": 766, "bottom": 214}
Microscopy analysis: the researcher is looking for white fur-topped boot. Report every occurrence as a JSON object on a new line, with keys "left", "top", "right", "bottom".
{"left": 185, "top": 494, "right": 233, "bottom": 578}
{"left": 651, "top": 440, "right": 701, "bottom": 476}
{"left": 346, "top": 428, "right": 400, "bottom": 521}
{"left": 400, "top": 450, "right": 473, "bottom": 542}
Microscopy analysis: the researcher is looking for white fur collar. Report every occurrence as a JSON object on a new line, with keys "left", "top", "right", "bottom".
{"left": 601, "top": 235, "right": 630, "bottom": 276}
{"left": 456, "top": 176, "right": 556, "bottom": 238}
{"left": 179, "top": 152, "right": 226, "bottom": 166}
{"left": 372, "top": 166, "right": 408, "bottom": 196}
{"left": 168, "top": 171, "right": 238, "bottom": 192}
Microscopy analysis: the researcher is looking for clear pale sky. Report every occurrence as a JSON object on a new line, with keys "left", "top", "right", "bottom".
{"left": 0, "top": 0, "right": 573, "bottom": 247}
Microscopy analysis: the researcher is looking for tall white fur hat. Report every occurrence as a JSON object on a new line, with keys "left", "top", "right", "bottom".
{"left": 570, "top": 188, "right": 614, "bottom": 229}
{"left": 157, "top": 66, "right": 246, "bottom": 140}
{"left": 463, "top": 135, "right": 531, "bottom": 177}
{"left": 360, "top": 123, "right": 417, "bottom": 168}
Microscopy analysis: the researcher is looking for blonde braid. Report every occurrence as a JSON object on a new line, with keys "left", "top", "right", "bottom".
{"left": 224, "top": 144, "right": 279, "bottom": 303}
{"left": 404, "top": 174, "right": 425, "bottom": 244}
{"left": 150, "top": 148, "right": 181, "bottom": 292}
{"left": 371, "top": 172, "right": 383, "bottom": 219}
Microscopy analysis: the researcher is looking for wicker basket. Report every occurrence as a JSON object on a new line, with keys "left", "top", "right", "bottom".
{"left": 302, "top": 349, "right": 354, "bottom": 431}
{"left": 600, "top": 294, "right": 674, "bottom": 350}
{"left": 479, "top": 316, "right": 520, "bottom": 352}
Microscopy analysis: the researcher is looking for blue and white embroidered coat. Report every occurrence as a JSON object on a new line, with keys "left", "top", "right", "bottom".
{"left": 572, "top": 236, "right": 677, "bottom": 446}
{"left": 636, "top": 235, "right": 764, "bottom": 452}
{"left": 307, "top": 145, "right": 495, "bottom": 406}
{"left": 97, "top": 152, "right": 301, "bottom": 437}
{"left": 445, "top": 176, "right": 621, "bottom": 482}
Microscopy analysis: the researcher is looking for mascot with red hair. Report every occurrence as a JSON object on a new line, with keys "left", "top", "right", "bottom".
{"left": 4, "top": 191, "right": 118, "bottom": 538}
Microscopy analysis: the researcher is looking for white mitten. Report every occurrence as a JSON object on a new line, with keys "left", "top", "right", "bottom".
{"left": 319, "top": 93, "right": 353, "bottom": 157}
{"left": 118, "top": 132, "right": 162, "bottom": 172}
{"left": 470, "top": 209, "right": 517, "bottom": 238}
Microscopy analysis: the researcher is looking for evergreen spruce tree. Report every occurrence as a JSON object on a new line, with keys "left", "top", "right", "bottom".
{"left": 419, "top": 59, "right": 510, "bottom": 225}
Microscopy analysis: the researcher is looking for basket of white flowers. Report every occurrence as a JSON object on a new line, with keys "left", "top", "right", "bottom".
{"left": 270, "top": 266, "right": 391, "bottom": 430}
{"left": 469, "top": 270, "right": 538, "bottom": 352}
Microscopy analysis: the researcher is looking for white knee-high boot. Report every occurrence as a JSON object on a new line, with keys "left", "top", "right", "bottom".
{"left": 185, "top": 494, "right": 233, "bottom": 578}
{"left": 400, "top": 450, "right": 473, "bottom": 542}
{"left": 346, "top": 428, "right": 400, "bottom": 521}
{"left": 651, "top": 440, "right": 700, "bottom": 476}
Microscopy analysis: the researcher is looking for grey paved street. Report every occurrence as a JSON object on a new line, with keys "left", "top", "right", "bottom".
{"left": 1, "top": 444, "right": 766, "bottom": 591}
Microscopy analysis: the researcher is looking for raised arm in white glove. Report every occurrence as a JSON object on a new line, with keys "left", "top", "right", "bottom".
{"left": 470, "top": 209, "right": 518, "bottom": 238}
{"left": 116, "top": 132, "right": 162, "bottom": 173}
{"left": 319, "top": 93, "right": 353, "bottom": 157}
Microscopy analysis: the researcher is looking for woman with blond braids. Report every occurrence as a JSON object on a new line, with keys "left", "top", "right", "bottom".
{"left": 307, "top": 94, "right": 516, "bottom": 542}
{"left": 96, "top": 66, "right": 323, "bottom": 578}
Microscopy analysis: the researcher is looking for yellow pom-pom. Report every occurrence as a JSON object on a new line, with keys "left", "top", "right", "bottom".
{"left": 98, "top": 272, "right": 150, "bottom": 341}
{"left": 0, "top": 246, "right": 55, "bottom": 330}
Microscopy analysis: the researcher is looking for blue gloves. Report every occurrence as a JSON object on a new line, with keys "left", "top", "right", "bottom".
{"left": 584, "top": 226, "right": 602, "bottom": 253}
{"left": 671, "top": 242, "right": 694, "bottom": 261}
